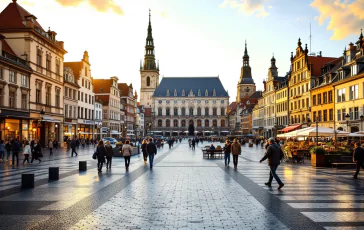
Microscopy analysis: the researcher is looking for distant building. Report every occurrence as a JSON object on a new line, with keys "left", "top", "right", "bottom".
{"left": 94, "top": 98, "right": 103, "bottom": 140}
{"left": 152, "top": 77, "right": 229, "bottom": 137}
{"left": 119, "top": 83, "right": 136, "bottom": 137}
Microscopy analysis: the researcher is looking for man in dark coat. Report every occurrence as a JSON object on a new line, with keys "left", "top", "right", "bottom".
{"left": 11, "top": 139, "right": 21, "bottom": 166}
{"left": 353, "top": 142, "right": 364, "bottom": 179}
{"left": 191, "top": 139, "right": 196, "bottom": 150}
{"left": 260, "top": 137, "right": 284, "bottom": 190}
{"left": 70, "top": 137, "right": 78, "bottom": 157}
{"left": 147, "top": 138, "right": 157, "bottom": 169}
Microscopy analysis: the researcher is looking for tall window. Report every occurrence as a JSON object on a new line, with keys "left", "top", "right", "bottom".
{"left": 329, "top": 109, "right": 333, "bottom": 121}
{"left": 337, "top": 110, "right": 341, "bottom": 121}
{"left": 46, "top": 86, "right": 51, "bottom": 105}
{"left": 205, "top": 119, "right": 209, "bottom": 127}
{"left": 221, "top": 119, "right": 225, "bottom": 127}
{"left": 349, "top": 85, "right": 359, "bottom": 100}
{"left": 205, "top": 107, "right": 209, "bottom": 116}
{"left": 323, "top": 110, "right": 327, "bottom": 121}
{"left": 173, "top": 119, "right": 178, "bottom": 127}
{"left": 337, "top": 88, "right": 346, "bottom": 102}
{"left": 328, "top": 91, "right": 333, "bottom": 102}
{"left": 189, "top": 107, "right": 193, "bottom": 116}
{"left": 158, "top": 107, "right": 162, "bottom": 116}
{"left": 349, "top": 108, "right": 353, "bottom": 120}
{"left": 166, "top": 119, "right": 170, "bottom": 127}
{"left": 197, "top": 119, "right": 201, "bottom": 127}
{"left": 197, "top": 107, "right": 201, "bottom": 116}
{"left": 317, "top": 94, "right": 321, "bottom": 104}
{"left": 69, "top": 105, "right": 72, "bottom": 118}
{"left": 37, "top": 49, "right": 42, "bottom": 67}
{"left": 221, "top": 108, "right": 225, "bottom": 116}
{"left": 55, "top": 59, "right": 60, "bottom": 75}
{"left": 9, "top": 71, "right": 15, "bottom": 83}
{"left": 213, "top": 108, "right": 217, "bottom": 116}
{"left": 181, "top": 107, "right": 186, "bottom": 116}
{"left": 323, "top": 92, "right": 327, "bottom": 104}
{"left": 174, "top": 107, "right": 178, "bottom": 116}
{"left": 354, "top": 107, "right": 359, "bottom": 120}
{"left": 0, "top": 88, "right": 3, "bottom": 106}
{"left": 181, "top": 120, "right": 186, "bottom": 127}
{"left": 65, "top": 104, "right": 68, "bottom": 117}
{"left": 46, "top": 54, "right": 51, "bottom": 72}
{"left": 166, "top": 107, "right": 170, "bottom": 116}
{"left": 313, "top": 95, "right": 316, "bottom": 106}
{"left": 36, "top": 82, "right": 41, "bottom": 103}
{"left": 158, "top": 119, "right": 162, "bottom": 127}
{"left": 55, "top": 88, "right": 60, "bottom": 107}
{"left": 9, "top": 90, "right": 16, "bottom": 108}
{"left": 146, "top": 77, "right": 150, "bottom": 86}
{"left": 0, "top": 68, "right": 3, "bottom": 80}
{"left": 21, "top": 93, "right": 27, "bottom": 109}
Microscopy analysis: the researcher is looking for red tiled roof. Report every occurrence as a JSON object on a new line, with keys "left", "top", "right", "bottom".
{"left": 307, "top": 56, "right": 337, "bottom": 77}
{"left": 0, "top": 1, "right": 44, "bottom": 30}
{"left": 229, "top": 102, "right": 237, "bottom": 111}
{"left": 118, "top": 83, "right": 130, "bottom": 96}
{"left": 95, "top": 95, "right": 110, "bottom": 106}
{"left": 2, "top": 39, "right": 15, "bottom": 55}
{"left": 93, "top": 79, "right": 113, "bottom": 93}
{"left": 64, "top": 62, "right": 82, "bottom": 79}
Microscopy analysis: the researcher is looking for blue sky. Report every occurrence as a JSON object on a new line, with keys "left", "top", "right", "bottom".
{"left": 0, "top": 0, "right": 362, "bottom": 101}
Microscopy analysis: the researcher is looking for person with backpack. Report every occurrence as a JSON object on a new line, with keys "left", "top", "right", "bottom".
{"left": 96, "top": 140, "right": 106, "bottom": 172}
{"left": 0, "top": 140, "right": 4, "bottom": 162}
{"left": 53, "top": 139, "right": 58, "bottom": 154}
{"left": 5, "top": 139, "right": 11, "bottom": 162}
{"left": 260, "top": 137, "right": 285, "bottom": 190}
{"left": 122, "top": 140, "right": 133, "bottom": 171}
{"left": 191, "top": 139, "right": 196, "bottom": 150}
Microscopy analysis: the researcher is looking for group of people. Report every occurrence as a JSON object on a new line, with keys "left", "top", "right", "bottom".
{"left": 93, "top": 138, "right": 160, "bottom": 172}
{"left": 0, "top": 138, "right": 43, "bottom": 165}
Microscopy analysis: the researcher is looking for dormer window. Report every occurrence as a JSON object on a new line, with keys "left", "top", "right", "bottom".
{"left": 198, "top": 89, "right": 201, "bottom": 96}
{"left": 174, "top": 89, "right": 177, "bottom": 96}
{"left": 166, "top": 89, "right": 170, "bottom": 96}
{"left": 212, "top": 89, "right": 216, "bottom": 96}
{"left": 323, "top": 77, "right": 326, "bottom": 84}
{"left": 189, "top": 89, "right": 193, "bottom": 96}
{"left": 182, "top": 90, "right": 185, "bottom": 96}
{"left": 205, "top": 89, "right": 208, "bottom": 96}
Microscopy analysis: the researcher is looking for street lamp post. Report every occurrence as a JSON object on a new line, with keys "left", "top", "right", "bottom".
{"left": 274, "top": 122, "right": 277, "bottom": 139}
{"left": 134, "top": 124, "right": 139, "bottom": 154}
{"left": 345, "top": 113, "right": 351, "bottom": 132}
{"left": 360, "top": 115, "right": 364, "bottom": 131}
{"left": 316, "top": 116, "right": 320, "bottom": 147}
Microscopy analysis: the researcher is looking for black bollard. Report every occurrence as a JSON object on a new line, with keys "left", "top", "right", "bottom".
{"left": 49, "top": 167, "right": 59, "bottom": 180}
{"left": 79, "top": 161, "right": 87, "bottom": 171}
{"left": 22, "top": 174, "right": 34, "bottom": 188}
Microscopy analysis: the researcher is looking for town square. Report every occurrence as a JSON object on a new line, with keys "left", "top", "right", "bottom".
{"left": 0, "top": 0, "right": 364, "bottom": 229}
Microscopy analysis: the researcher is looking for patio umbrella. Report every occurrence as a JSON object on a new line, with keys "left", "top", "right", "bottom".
{"left": 298, "top": 127, "right": 349, "bottom": 137}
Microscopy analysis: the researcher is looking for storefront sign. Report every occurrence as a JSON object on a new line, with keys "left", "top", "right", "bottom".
{"left": 65, "top": 118, "right": 72, "bottom": 123}
{"left": 82, "top": 120, "right": 95, "bottom": 124}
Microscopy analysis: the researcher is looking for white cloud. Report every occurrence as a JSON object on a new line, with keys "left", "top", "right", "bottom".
{"left": 311, "top": 0, "right": 364, "bottom": 40}
{"left": 220, "top": 0, "right": 269, "bottom": 17}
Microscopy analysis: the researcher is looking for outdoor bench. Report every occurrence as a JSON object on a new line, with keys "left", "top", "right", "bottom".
{"left": 202, "top": 149, "right": 224, "bottom": 159}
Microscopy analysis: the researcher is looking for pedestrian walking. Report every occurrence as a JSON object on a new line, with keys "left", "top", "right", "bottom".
{"left": 53, "top": 139, "right": 58, "bottom": 154}
{"left": 141, "top": 139, "right": 148, "bottom": 165}
{"left": 0, "top": 140, "right": 4, "bottom": 162}
{"left": 224, "top": 140, "right": 231, "bottom": 167}
{"left": 147, "top": 138, "right": 157, "bottom": 169}
{"left": 5, "top": 140, "right": 11, "bottom": 162}
{"left": 23, "top": 140, "right": 31, "bottom": 164}
{"left": 48, "top": 139, "right": 53, "bottom": 155}
{"left": 191, "top": 139, "right": 196, "bottom": 150}
{"left": 353, "top": 142, "right": 364, "bottom": 179}
{"left": 81, "top": 138, "right": 86, "bottom": 148}
{"left": 30, "top": 139, "right": 42, "bottom": 164}
{"left": 71, "top": 137, "right": 78, "bottom": 157}
{"left": 231, "top": 139, "right": 241, "bottom": 169}
{"left": 11, "top": 138, "right": 21, "bottom": 166}
{"left": 259, "top": 137, "right": 284, "bottom": 190}
{"left": 122, "top": 140, "right": 133, "bottom": 171}
{"left": 105, "top": 141, "right": 113, "bottom": 170}
{"left": 96, "top": 140, "right": 106, "bottom": 172}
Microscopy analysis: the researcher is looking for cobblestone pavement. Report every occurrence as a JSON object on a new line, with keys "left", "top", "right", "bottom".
{"left": 0, "top": 141, "right": 364, "bottom": 229}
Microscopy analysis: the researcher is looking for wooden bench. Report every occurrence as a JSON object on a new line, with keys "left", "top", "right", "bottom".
{"left": 202, "top": 149, "right": 224, "bottom": 159}
{"left": 331, "top": 162, "right": 356, "bottom": 169}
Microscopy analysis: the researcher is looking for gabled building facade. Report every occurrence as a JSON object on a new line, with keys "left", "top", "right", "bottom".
{"left": 63, "top": 66, "right": 79, "bottom": 140}
{"left": 119, "top": 83, "right": 136, "bottom": 137}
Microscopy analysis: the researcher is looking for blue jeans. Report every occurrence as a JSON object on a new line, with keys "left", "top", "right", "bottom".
{"left": 0, "top": 151, "right": 4, "bottom": 160}
{"left": 149, "top": 153, "right": 155, "bottom": 167}
{"left": 268, "top": 165, "right": 283, "bottom": 185}
{"left": 224, "top": 153, "right": 230, "bottom": 165}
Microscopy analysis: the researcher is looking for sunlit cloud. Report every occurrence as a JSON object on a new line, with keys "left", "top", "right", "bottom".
{"left": 161, "top": 11, "right": 168, "bottom": 18}
{"left": 55, "top": 0, "right": 124, "bottom": 15}
{"left": 19, "top": 0, "right": 35, "bottom": 6}
{"left": 311, "top": 0, "right": 364, "bottom": 40}
{"left": 220, "top": 0, "right": 269, "bottom": 17}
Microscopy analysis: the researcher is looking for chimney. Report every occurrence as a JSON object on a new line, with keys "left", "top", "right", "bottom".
{"left": 0, "top": 34, "right": 4, "bottom": 56}
{"left": 47, "top": 28, "right": 57, "bottom": 41}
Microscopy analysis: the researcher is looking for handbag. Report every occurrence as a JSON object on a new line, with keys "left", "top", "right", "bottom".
{"left": 92, "top": 149, "right": 98, "bottom": 160}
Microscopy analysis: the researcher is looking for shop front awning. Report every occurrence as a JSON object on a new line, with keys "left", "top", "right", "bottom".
{"left": 281, "top": 124, "right": 302, "bottom": 133}
{"left": 42, "top": 116, "right": 61, "bottom": 123}
{"left": 110, "top": 130, "right": 119, "bottom": 134}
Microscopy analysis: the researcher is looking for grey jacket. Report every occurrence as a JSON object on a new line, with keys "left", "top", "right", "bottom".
{"left": 260, "top": 143, "right": 283, "bottom": 166}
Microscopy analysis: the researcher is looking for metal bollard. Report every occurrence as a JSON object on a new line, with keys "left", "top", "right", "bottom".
{"left": 79, "top": 161, "right": 87, "bottom": 171}
{"left": 22, "top": 174, "right": 34, "bottom": 188}
{"left": 49, "top": 167, "right": 59, "bottom": 180}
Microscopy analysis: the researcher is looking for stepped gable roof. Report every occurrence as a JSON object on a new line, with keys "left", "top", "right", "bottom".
{"left": 307, "top": 56, "right": 337, "bottom": 77}
{"left": 0, "top": 0, "right": 44, "bottom": 30}
{"left": 153, "top": 77, "right": 228, "bottom": 97}
{"left": 1, "top": 39, "right": 15, "bottom": 55}
{"left": 93, "top": 79, "right": 113, "bottom": 93}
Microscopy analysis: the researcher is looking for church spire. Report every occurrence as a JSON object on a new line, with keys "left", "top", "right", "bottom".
{"left": 243, "top": 40, "right": 250, "bottom": 67}
{"left": 142, "top": 9, "right": 158, "bottom": 71}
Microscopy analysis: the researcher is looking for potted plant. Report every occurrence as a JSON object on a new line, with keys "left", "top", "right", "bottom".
{"left": 310, "top": 146, "right": 326, "bottom": 167}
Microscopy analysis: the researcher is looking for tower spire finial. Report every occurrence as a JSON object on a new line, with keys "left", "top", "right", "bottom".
{"left": 149, "top": 8, "right": 151, "bottom": 23}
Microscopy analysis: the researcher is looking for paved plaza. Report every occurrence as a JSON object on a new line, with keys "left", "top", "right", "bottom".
{"left": 0, "top": 141, "right": 364, "bottom": 230}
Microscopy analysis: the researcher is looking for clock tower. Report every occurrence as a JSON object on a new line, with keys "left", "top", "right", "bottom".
{"left": 140, "top": 9, "right": 160, "bottom": 107}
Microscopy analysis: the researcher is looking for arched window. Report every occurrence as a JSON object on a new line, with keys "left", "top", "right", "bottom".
{"left": 213, "top": 108, "right": 217, "bottom": 116}
{"left": 213, "top": 120, "right": 217, "bottom": 127}
{"left": 166, "top": 107, "right": 170, "bottom": 116}
{"left": 181, "top": 107, "right": 186, "bottom": 116}
{"left": 205, "top": 119, "right": 209, "bottom": 127}
{"left": 189, "top": 107, "right": 193, "bottom": 116}
{"left": 158, "top": 107, "right": 162, "bottom": 116}
{"left": 174, "top": 107, "right": 178, "bottom": 116}
{"left": 197, "top": 107, "right": 201, "bottom": 116}
{"left": 205, "top": 107, "right": 209, "bottom": 116}
{"left": 221, "top": 107, "right": 225, "bottom": 116}
{"left": 197, "top": 119, "right": 202, "bottom": 127}
{"left": 173, "top": 119, "right": 178, "bottom": 127}
{"left": 166, "top": 119, "right": 170, "bottom": 127}
{"left": 221, "top": 119, "right": 225, "bottom": 127}
{"left": 146, "top": 77, "right": 150, "bottom": 86}
{"left": 158, "top": 119, "right": 162, "bottom": 127}
{"left": 181, "top": 120, "right": 186, "bottom": 127}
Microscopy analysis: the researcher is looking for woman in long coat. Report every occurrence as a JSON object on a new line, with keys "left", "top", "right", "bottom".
{"left": 96, "top": 140, "right": 107, "bottom": 172}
